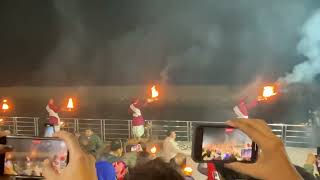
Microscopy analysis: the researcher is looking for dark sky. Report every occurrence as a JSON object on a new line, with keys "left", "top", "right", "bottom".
{"left": 1, "top": 0, "right": 320, "bottom": 86}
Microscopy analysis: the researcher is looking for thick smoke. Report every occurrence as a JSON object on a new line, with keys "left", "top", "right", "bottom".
{"left": 279, "top": 9, "right": 320, "bottom": 84}
{"left": 35, "top": 1, "right": 88, "bottom": 84}
{"left": 34, "top": 0, "right": 313, "bottom": 86}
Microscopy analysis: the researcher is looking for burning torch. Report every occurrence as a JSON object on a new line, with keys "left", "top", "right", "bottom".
{"left": 2, "top": 99, "right": 10, "bottom": 112}
{"left": 66, "top": 98, "right": 74, "bottom": 111}
{"left": 257, "top": 84, "right": 278, "bottom": 101}
{"left": 147, "top": 85, "right": 159, "bottom": 103}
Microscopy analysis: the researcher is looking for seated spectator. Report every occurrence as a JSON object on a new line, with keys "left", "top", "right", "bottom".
{"left": 97, "top": 139, "right": 128, "bottom": 180}
{"left": 95, "top": 161, "right": 116, "bottom": 180}
{"left": 135, "top": 143, "right": 152, "bottom": 166}
{"left": 126, "top": 158, "right": 184, "bottom": 180}
{"left": 98, "top": 139, "right": 123, "bottom": 163}
{"left": 162, "top": 129, "right": 188, "bottom": 162}
{"left": 121, "top": 144, "right": 139, "bottom": 169}
{"left": 78, "top": 129, "right": 103, "bottom": 157}
{"left": 122, "top": 143, "right": 151, "bottom": 169}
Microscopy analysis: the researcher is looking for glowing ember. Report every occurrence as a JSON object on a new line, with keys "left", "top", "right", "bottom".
{"left": 183, "top": 166, "right": 193, "bottom": 175}
{"left": 150, "top": 145, "right": 157, "bottom": 154}
{"left": 151, "top": 86, "right": 159, "bottom": 98}
{"left": 67, "top": 98, "right": 74, "bottom": 110}
{"left": 2, "top": 99, "right": 9, "bottom": 111}
{"left": 262, "top": 86, "right": 277, "bottom": 98}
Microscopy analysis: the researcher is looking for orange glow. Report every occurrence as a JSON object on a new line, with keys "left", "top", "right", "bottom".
{"left": 67, "top": 98, "right": 74, "bottom": 110}
{"left": 2, "top": 99, "right": 9, "bottom": 111}
{"left": 0, "top": 118, "right": 3, "bottom": 123}
{"left": 183, "top": 166, "right": 193, "bottom": 175}
{"left": 60, "top": 121, "right": 65, "bottom": 127}
{"left": 262, "top": 86, "right": 277, "bottom": 99}
{"left": 151, "top": 86, "right": 159, "bottom": 98}
{"left": 150, "top": 145, "right": 157, "bottom": 154}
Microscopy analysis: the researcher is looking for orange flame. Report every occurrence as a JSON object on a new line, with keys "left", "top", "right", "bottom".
{"left": 151, "top": 86, "right": 159, "bottom": 98}
{"left": 150, "top": 145, "right": 157, "bottom": 154}
{"left": 2, "top": 99, "right": 9, "bottom": 111}
{"left": 262, "top": 86, "right": 277, "bottom": 98}
{"left": 67, "top": 98, "right": 74, "bottom": 110}
{"left": 183, "top": 166, "right": 193, "bottom": 175}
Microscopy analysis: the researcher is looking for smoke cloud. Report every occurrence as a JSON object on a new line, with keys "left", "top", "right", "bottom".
{"left": 31, "top": 0, "right": 316, "bottom": 86}
{"left": 279, "top": 9, "right": 320, "bottom": 84}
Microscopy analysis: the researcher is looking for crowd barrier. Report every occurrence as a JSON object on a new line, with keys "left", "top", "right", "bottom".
{"left": 0, "top": 117, "right": 314, "bottom": 147}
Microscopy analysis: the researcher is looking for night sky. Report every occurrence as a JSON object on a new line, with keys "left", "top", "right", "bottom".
{"left": 1, "top": 0, "right": 320, "bottom": 86}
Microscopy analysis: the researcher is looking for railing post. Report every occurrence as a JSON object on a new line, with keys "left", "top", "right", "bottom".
{"left": 187, "top": 121, "right": 190, "bottom": 142}
{"left": 13, "top": 117, "right": 18, "bottom": 135}
{"left": 34, "top": 117, "right": 39, "bottom": 136}
{"left": 75, "top": 118, "right": 79, "bottom": 133}
{"left": 282, "top": 125, "right": 287, "bottom": 146}
{"left": 128, "top": 120, "right": 131, "bottom": 139}
{"left": 150, "top": 120, "right": 153, "bottom": 138}
{"left": 103, "top": 120, "right": 106, "bottom": 142}
{"left": 189, "top": 122, "right": 193, "bottom": 142}
{"left": 100, "top": 119, "right": 104, "bottom": 141}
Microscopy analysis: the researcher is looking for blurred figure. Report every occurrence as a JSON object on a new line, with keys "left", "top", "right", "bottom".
{"left": 98, "top": 139, "right": 123, "bottom": 163}
{"left": 233, "top": 98, "right": 258, "bottom": 119}
{"left": 4, "top": 158, "right": 17, "bottom": 175}
{"left": 80, "top": 129, "right": 103, "bottom": 157}
{"left": 129, "top": 98, "right": 146, "bottom": 141}
{"left": 52, "top": 155, "right": 61, "bottom": 174}
{"left": 304, "top": 153, "right": 319, "bottom": 177}
{"left": 45, "top": 98, "right": 61, "bottom": 136}
{"left": 126, "top": 158, "right": 184, "bottom": 180}
{"left": 170, "top": 153, "right": 194, "bottom": 180}
{"left": 97, "top": 139, "right": 127, "bottom": 180}
{"left": 198, "top": 162, "right": 217, "bottom": 180}
{"left": 113, "top": 161, "right": 127, "bottom": 180}
{"left": 162, "top": 130, "right": 188, "bottom": 163}
{"left": 129, "top": 98, "right": 156, "bottom": 141}
{"left": 122, "top": 143, "right": 151, "bottom": 169}
{"left": 95, "top": 161, "right": 116, "bottom": 180}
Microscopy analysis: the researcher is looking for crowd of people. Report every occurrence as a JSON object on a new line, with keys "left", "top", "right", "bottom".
{"left": 202, "top": 143, "right": 252, "bottom": 161}
{"left": 0, "top": 119, "right": 319, "bottom": 179}
{"left": 74, "top": 127, "right": 191, "bottom": 179}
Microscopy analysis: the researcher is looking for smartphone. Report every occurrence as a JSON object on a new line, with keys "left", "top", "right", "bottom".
{"left": 0, "top": 136, "right": 69, "bottom": 178}
{"left": 192, "top": 125, "right": 258, "bottom": 163}
{"left": 130, "top": 144, "right": 143, "bottom": 152}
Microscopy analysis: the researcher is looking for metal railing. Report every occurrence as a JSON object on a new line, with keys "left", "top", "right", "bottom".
{"left": 0, "top": 117, "right": 315, "bottom": 147}
{"left": 0, "top": 117, "right": 39, "bottom": 136}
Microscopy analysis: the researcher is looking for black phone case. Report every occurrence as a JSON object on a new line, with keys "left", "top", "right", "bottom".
{"left": 192, "top": 124, "right": 258, "bottom": 163}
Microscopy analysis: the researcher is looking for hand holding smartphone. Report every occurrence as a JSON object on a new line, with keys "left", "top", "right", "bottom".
{"left": 192, "top": 125, "right": 258, "bottom": 163}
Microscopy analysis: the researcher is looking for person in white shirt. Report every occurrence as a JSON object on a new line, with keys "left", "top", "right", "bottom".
{"left": 162, "top": 130, "right": 188, "bottom": 163}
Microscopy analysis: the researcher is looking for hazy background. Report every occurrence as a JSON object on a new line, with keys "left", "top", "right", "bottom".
{"left": 1, "top": 0, "right": 320, "bottom": 123}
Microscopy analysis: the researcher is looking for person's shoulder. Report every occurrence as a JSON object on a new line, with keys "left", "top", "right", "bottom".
{"left": 91, "top": 134, "right": 102, "bottom": 139}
